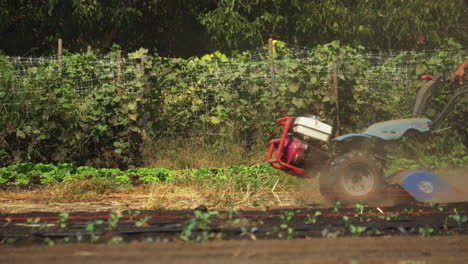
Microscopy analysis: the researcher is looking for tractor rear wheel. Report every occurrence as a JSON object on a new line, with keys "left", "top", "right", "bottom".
{"left": 320, "top": 151, "right": 386, "bottom": 205}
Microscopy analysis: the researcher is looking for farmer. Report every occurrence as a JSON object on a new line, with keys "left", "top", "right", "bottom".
{"left": 453, "top": 60, "right": 468, "bottom": 85}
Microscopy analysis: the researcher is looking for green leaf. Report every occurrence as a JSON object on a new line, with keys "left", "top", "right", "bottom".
{"left": 16, "top": 130, "right": 26, "bottom": 139}
{"left": 288, "top": 83, "right": 300, "bottom": 93}
{"left": 210, "top": 116, "right": 221, "bottom": 124}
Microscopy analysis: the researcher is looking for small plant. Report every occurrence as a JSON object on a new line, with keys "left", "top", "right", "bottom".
{"left": 403, "top": 207, "right": 415, "bottom": 214}
{"left": 240, "top": 226, "right": 258, "bottom": 240}
{"left": 342, "top": 216, "right": 350, "bottom": 228}
{"left": 43, "top": 237, "right": 55, "bottom": 246}
{"left": 280, "top": 210, "right": 301, "bottom": 222}
{"left": 58, "top": 212, "right": 70, "bottom": 229}
{"left": 226, "top": 208, "right": 239, "bottom": 224}
{"left": 269, "top": 210, "right": 300, "bottom": 240}
{"left": 26, "top": 217, "right": 41, "bottom": 225}
{"left": 418, "top": 227, "right": 437, "bottom": 237}
{"left": 378, "top": 213, "right": 399, "bottom": 221}
{"left": 429, "top": 203, "right": 445, "bottom": 213}
{"left": 333, "top": 201, "right": 341, "bottom": 213}
{"left": 348, "top": 225, "right": 367, "bottom": 236}
{"left": 63, "top": 236, "right": 73, "bottom": 243}
{"left": 108, "top": 236, "right": 125, "bottom": 244}
{"left": 86, "top": 219, "right": 104, "bottom": 242}
{"left": 305, "top": 211, "right": 322, "bottom": 224}
{"left": 26, "top": 217, "right": 44, "bottom": 232}
{"left": 108, "top": 213, "right": 122, "bottom": 231}
{"left": 180, "top": 208, "right": 220, "bottom": 243}
{"left": 354, "top": 204, "right": 365, "bottom": 214}
{"left": 135, "top": 215, "right": 152, "bottom": 227}
{"left": 388, "top": 213, "right": 400, "bottom": 221}
{"left": 353, "top": 204, "right": 366, "bottom": 221}
{"left": 449, "top": 208, "right": 468, "bottom": 228}
{"left": 126, "top": 210, "right": 141, "bottom": 220}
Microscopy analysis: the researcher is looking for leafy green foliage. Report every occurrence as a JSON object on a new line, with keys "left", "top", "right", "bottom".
{"left": 0, "top": 51, "right": 144, "bottom": 168}
{"left": 200, "top": 0, "right": 466, "bottom": 52}
{"left": 0, "top": 39, "right": 465, "bottom": 170}
{"left": 0, "top": 162, "right": 291, "bottom": 191}
{"left": 144, "top": 39, "right": 466, "bottom": 146}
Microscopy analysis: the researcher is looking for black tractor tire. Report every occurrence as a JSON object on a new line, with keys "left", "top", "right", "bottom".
{"left": 319, "top": 151, "right": 386, "bottom": 205}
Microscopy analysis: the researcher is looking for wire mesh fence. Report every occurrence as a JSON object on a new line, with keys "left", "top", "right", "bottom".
{"left": 0, "top": 43, "right": 465, "bottom": 119}
{"left": 0, "top": 55, "right": 142, "bottom": 106}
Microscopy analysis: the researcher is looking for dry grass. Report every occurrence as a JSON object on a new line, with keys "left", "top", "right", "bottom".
{"left": 0, "top": 176, "right": 320, "bottom": 213}
{"left": 140, "top": 135, "right": 266, "bottom": 169}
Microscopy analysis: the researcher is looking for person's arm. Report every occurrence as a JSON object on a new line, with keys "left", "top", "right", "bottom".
{"left": 453, "top": 60, "right": 468, "bottom": 84}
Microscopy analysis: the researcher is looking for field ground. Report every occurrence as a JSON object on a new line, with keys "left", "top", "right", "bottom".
{"left": 1, "top": 236, "right": 468, "bottom": 264}
{"left": 2, "top": 169, "right": 468, "bottom": 263}
{"left": 2, "top": 201, "right": 468, "bottom": 263}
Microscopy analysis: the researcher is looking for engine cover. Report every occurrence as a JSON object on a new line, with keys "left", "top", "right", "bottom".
{"left": 293, "top": 117, "right": 332, "bottom": 142}
{"left": 280, "top": 137, "right": 308, "bottom": 166}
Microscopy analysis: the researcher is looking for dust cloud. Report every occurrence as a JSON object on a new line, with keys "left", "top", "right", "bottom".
{"left": 429, "top": 166, "right": 468, "bottom": 204}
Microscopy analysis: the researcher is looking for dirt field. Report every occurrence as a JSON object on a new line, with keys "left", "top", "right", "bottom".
{"left": 2, "top": 168, "right": 468, "bottom": 264}
{"left": 2, "top": 201, "right": 468, "bottom": 263}
{"left": 2, "top": 236, "right": 468, "bottom": 264}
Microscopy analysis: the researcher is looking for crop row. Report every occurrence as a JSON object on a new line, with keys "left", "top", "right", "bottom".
{"left": 2, "top": 204, "right": 468, "bottom": 245}
{"left": 0, "top": 162, "right": 288, "bottom": 189}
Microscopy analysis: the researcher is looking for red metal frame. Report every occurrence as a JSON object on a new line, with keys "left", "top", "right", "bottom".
{"left": 267, "top": 116, "right": 305, "bottom": 176}
{"left": 421, "top": 74, "right": 433, "bottom": 80}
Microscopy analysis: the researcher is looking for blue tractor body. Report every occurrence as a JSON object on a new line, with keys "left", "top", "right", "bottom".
{"left": 334, "top": 118, "right": 432, "bottom": 142}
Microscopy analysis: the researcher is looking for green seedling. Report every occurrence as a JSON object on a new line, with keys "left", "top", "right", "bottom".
{"left": 348, "top": 225, "right": 367, "bottom": 236}
{"left": 388, "top": 213, "right": 400, "bottom": 221}
{"left": 126, "top": 210, "right": 141, "bottom": 220}
{"left": 135, "top": 215, "right": 152, "bottom": 227}
{"left": 226, "top": 208, "right": 239, "bottom": 224}
{"left": 86, "top": 219, "right": 104, "bottom": 242}
{"left": 378, "top": 213, "right": 399, "bottom": 221}
{"left": 108, "top": 213, "right": 122, "bottom": 230}
{"left": 240, "top": 226, "right": 258, "bottom": 240}
{"left": 280, "top": 210, "right": 300, "bottom": 222}
{"left": 108, "top": 236, "right": 124, "bottom": 244}
{"left": 5, "top": 238, "right": 17, "bottom": 244}
{"left": 26, "top": 217, "right": 48, "bottom": 232}
{"left": 333, "top": 201, "right": 341, "bottom": 213}
{"left": 353, "top": 204, "right": 366, "bottom": 221}
{"left": 354, "top": 204, "right": 365, "bottom": 214}
{"left": 418, "top": 227, "right": 437, "bottom": 237}
{"left": 343, "top": 216, "right": 350, "bottom": 228}
{"left": 449, "top": 208, "right": 468, "bottom": 228}
{"left": 269, "top": 210, "right": 300, "bottom": 240}
{"left": 180, "top": 209, "right": 220, "bottom": 243}
{"left": 26, "top": 218, "right": 41, "bottom": 225}
{"left": 429, "top": 203, "right": 444, "bottom": 213}
{"left": 43, "top": 237, "right": 55, "bottom": 246}
{"left": 58, "top": 212, "right": 70, "bottom": 229}
{"left": 305, "top": 211, "right": 322, "bottom": 224}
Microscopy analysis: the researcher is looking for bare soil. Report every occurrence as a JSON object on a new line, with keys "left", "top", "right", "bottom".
{"left": 1, "top": 236, "right": 468, "bottom": 264}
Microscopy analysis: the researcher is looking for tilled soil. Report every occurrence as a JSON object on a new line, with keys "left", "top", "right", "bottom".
{"left": 1, "top": 236, "right": 468, "bottom": 264}
{"left": 2, "top": 202, "right": 468, "bottom": 263}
